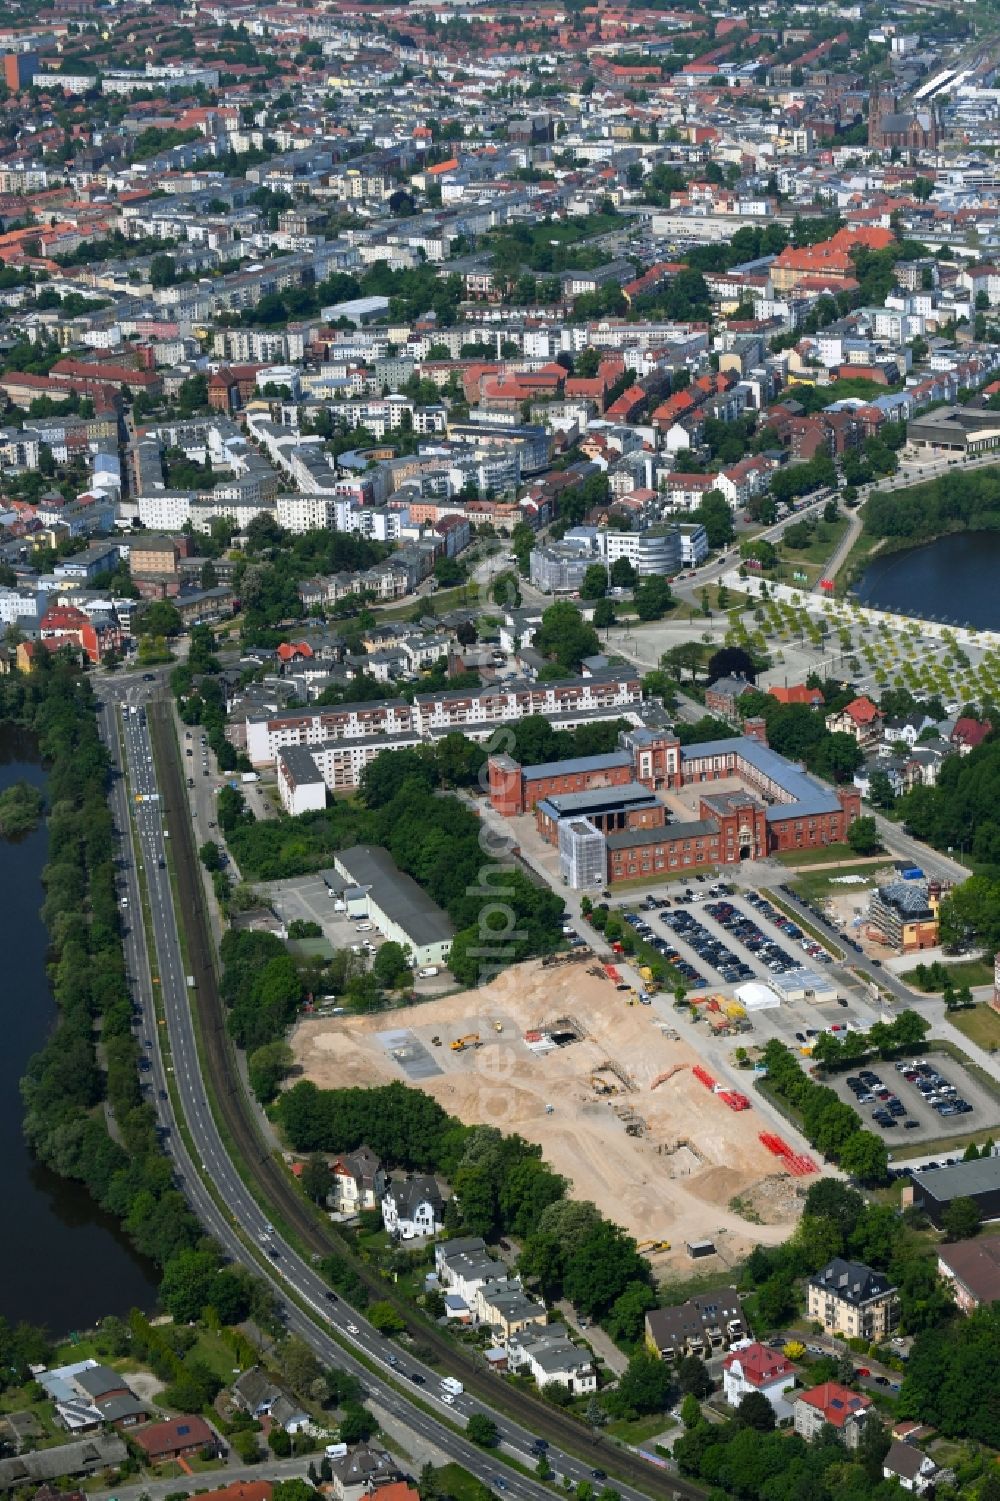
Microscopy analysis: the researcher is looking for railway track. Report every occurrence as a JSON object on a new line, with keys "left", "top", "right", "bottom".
{"left": 148, "top": 698, "right": 702, "bottom": 1501}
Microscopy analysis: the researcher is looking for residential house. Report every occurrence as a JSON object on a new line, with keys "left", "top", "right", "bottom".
{"left": 186, "top": 1485, "right": 273, "bottom": 1501}
{"left": 0, "top": 1435, "right": 127, "bottom": 1491}
{"left": 38, "top": 1361, "right": 149, "bottom": 1432}
{"left": 131, "top": 1416, "right": 218, "bottom": 1465}
{"left": 825, "top": 696, "right": 883, "bottom": 746}
{"left": 793, "top": 1383, "right": 872, "bottom": 1449}
{"left": 329, "top": 1146, "right": 385, "bottom": 1215}
{"left": 328, "top": 1445, "right": 400, "bottom": 1501}
{"left": 506, "top": 1326, "right": 597, "bottom": 1394}
{"left": 381, "top": 1176, "right": 444, "bottom": 1239}
{"left": 722, "top": 1343, "right": 797, "bottom": 1412}
{"left": 705, "top": 675, "right": 754, "bottom": 723}
{"left": 806, "top": 1258, "right": 898, "bottom": 1340}
{"left": 883, "top": 1440, "right": 938, "bottom": 1493}
{"left": 951, "top": 716, "right": 992, "bottom": 754}
{"left": 883, "top": 713, "right": 935, "bottom": 747}
{"left": 229, "top": 1369, "right": 309, "bottom": 1434}
{"left": 436, "top": 1238, "right": 508, "bottom": 1303}
{"left": 936, "top": 1234, "right": 1000, "bottom": 1312}
{"left": 475, "top": 1279, "right": 547, "bottom": 1338}
{"left": 645, "top": 1288, "right": 745, "bottom": 1360}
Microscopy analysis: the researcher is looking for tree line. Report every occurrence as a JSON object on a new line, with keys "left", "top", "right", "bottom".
{"left": 865, "top": 466, "right": 1000, "bottom": 545}
{"left": 760, "top": 1037, "right": 900, "bottom": 1184}
{"left": 2, "top": 662, "right": 280, "bottom": 1341}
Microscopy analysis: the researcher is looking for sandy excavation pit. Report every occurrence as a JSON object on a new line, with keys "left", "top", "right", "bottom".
{"left": 290, "top": 959, "right": 804, "bottom": 1265}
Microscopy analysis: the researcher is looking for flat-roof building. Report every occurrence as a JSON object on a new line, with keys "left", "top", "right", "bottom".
{"left": 333, "top": 846, "right": 454, "bottom": 967}
{"left": 909, "top": 1155, "right": 1000, "bottom": 1229}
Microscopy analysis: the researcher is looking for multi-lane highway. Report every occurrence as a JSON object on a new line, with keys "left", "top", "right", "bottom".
{"left": 99, "top": 682, "right": 679, "bottom": 1501}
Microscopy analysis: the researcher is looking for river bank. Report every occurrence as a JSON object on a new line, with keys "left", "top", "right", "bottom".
{"left": 0, "top": 718, "right": 158, "bottom": 1330}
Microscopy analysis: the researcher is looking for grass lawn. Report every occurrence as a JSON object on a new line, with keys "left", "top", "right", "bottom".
{"left": 907, "top": 963, "right": 996, "bottom": 994}
{"left": 187, "top": 1329, "right": 243, "bottom": 1384}
{"left": 947, "top": 1003, "right": 1000, "bottom": 1051}
{"left": 606, "top": 1413, "right": 675, "bottom": 1445}
{"left": 790, "top": 869, "right": 877, "bottom": 901}
{"left": 774, "top": 844, "right": 870, "bottom": 867}
{"left": 433, "top": 1462, "right": 497, "bottom": 1501}
{"left": 779, "top": 515, "right": 850, "bottom": 568}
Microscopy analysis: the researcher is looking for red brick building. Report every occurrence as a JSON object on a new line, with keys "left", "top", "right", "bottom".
{"left": 487, "top": 750, "right": 635, "bottom": 816}
{"left": 131, "top": 1416, "right": 216, "bottom": 1465}
{"left": 490, "top": 723, "right": 860, "bottom": 882}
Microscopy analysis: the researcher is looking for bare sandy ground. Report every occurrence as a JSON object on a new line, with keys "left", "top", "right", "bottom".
{"left": 290, "top": 958, "right": 803, "bottom": 1270}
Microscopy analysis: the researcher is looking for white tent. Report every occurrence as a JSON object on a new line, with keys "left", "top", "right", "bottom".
{"left": 735, "top": 981, "right": 781, "bottom": 1011}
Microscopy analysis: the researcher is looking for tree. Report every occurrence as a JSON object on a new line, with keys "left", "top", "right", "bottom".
{"left": 534, "top": 602, "right": 600, "bottom": 672}
{"left": 838, "top": 1130, "right": 889, "bottom": 1185}
{"left": 269, "top": 1427, "right": 292, "bottom": 1458}
{"left": 847, "top": 816, "right": 881, "bottom": 855}
{"left": 301, "top": 1153, "right": 332, "bottom": 1204}
{"left": 707, "top": 646, "right": 755, "bottom": 684}
{"left": 691, "top": 491, "right": 735, "bottom": 549}
{"left": 368, "top": 1300, "right": 405, "bottom": 1334}
{"left": 231, "top": 1430, "right": 262, "bottom": 1464}
{"left": 610, "top": 556, "right": 636, "bottom": 587}
{"left": 593, "top": 597, "right": 616, "bottom": 629}
{"left": 609, "top": 1351, "right": 674, "bottom": 1419}
{"left": 680, "top": 1393, "right": 702, "bottom": 1428}
{"left": 141, "top": 600, "right": 182, "bottom": 637}
{"left": 868, "top": 770, "right": 897, "bottom": 810}
{"left": 736, "top": 1390, "right": 775, "bottom": 1431}
{"left": 373, "top": 940, "right": 411, "bottom": 990}
{"left": 248, "top": 1040, "right": 293, "bottom": 1103}
{"left": 467, "top": 1413, "right": 499, "bottom": 1448}
{"left": 339, "top": 1406, "right": 376, "bottom": 1444}
{"left": 634, "top": 576, "right": 673, "bottom": 621}
{"left": 676, "top": 1354, "right": 712, "bottom": 1398}
{"left": 942, "top": 1196, "right": 981, "bottom": 1241}
{"left": 580, "top": 564, "right": 608, "bottom": 600}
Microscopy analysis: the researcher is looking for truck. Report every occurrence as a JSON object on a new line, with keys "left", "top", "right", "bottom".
{"left": 900, "top": 866, "right": 925, "bottom": 881}
{"left": 325, "top": 1443, "right": 348, "bottom": 1460}
{"left": 440, "top": 1377, "right": 463, "bottom": 1397}
{"left": 418, "top": 966, "right": 439, "bottom": 978}
{"left": 186, "top": 975, "right": 196, "bottom": 988}
{"left": 241, "top": 771, "right": 259, "bottom": 784}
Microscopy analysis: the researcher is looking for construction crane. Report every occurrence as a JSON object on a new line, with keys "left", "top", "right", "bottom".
{"left": 450, "top": 1033, "right": 481, "bottom": 1052}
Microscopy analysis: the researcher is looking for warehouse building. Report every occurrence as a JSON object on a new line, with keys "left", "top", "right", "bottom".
{"left": 333, "top": 846, "right": 454, "bottom": 968}
{"left": 909, "top": 1155, "right": 1000, "bottom": 1228}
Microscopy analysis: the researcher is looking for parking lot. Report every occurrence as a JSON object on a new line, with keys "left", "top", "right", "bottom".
{"left": 825, "top": 1050, "right": 1000, "bottom": 1147}
{"left": 615, "top": 884, "right": 891, "bottom": 1051}
{"left": 262, "top": 873, "right": 453, "bottom": 997}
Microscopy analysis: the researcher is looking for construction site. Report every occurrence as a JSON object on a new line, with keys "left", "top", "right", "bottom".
{"left": 290, "top": 954, "right": 806, "bottom": 1270}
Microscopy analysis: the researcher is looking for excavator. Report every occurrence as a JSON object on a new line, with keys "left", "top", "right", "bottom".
{"left": 450, "top": 1033, "right": 481, "bottom": 1052}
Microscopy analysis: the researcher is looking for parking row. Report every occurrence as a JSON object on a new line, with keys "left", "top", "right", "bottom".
{"left": 702, "top": 900, "right": 802, "bottom": 978}
{"left": 659, "top": 907, "right": 755, "bottom": 986}
{"left": 742, "top": 890, "right": 834, "bottom": 966}
{"left": 623, "top": 909, "right": 710, "bottom": 989}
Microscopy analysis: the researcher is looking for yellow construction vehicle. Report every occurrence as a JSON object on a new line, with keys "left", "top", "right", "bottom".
{"left": 451, "top": 1033, "right": 481, "bottom": 1052}
{"left": 493, "top": 1020, "right": 503, "bottom": 1033}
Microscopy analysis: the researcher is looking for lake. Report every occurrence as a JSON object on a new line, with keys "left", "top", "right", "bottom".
{"left": 0, "top": 724, "right": 159, "bottom": 1335}
{"left": 854, "top": 530, "right": 1000, "bottom": 630}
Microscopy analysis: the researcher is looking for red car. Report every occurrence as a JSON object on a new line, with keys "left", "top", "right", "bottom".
{"left": 855, "top": 1367, "right": 871, "bottom": 1378}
